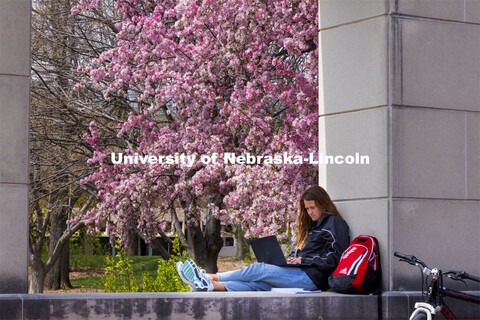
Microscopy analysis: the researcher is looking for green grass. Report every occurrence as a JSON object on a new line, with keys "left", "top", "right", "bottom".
{"left": 127, "top": 256, "right": 160, "bottom": 275}
{"left": 69, "top": 255, "right": 162, "bottom": 290}
{"left": 70, "top": 254, "right": 108, "bottom": 268}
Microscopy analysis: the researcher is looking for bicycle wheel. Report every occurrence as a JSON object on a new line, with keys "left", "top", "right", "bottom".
{"left": 410, "top": 312, "right": 428, "bottom": 320}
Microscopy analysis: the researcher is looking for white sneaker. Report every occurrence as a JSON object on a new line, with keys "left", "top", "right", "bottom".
{"left": 179, "top": 259, "right": 214, "bottom": 292}
{"left": 176, "top": 261, "right": 194, "bottom": 291}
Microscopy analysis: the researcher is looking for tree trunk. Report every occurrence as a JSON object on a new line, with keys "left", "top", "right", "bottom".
{"left": 186, "top": 224, "right": 207, "bottom": 267}
{"left": 149, "top": 237, "right": 171, "bottom": 259}
{"left": 180, "top": 196, "right": 223, "bottom": 273}
{"left": 234, "top": 226, "right": 249, "bottom": 261}
{"left": 205, "top": 213, "right": 223, "bottom": 273}
{"left": 204, "top": 196, "right": 224, "bottom": 273}
{"left": 44, "top": 207, "right": 72, "bottom": 290}
{"left": 125, "top": 229, "right": 139, "bottom": 256}
{"left": 29, "top": 256, "right": 46, "bottom": 293}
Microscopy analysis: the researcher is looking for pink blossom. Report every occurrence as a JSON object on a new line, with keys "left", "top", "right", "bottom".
{"left": 73, "top": 0, "right": 318, "bottom": 246}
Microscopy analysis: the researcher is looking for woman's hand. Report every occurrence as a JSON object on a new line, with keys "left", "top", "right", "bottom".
{"left": 287, "top": 257, "right": 302, "bottom": 264}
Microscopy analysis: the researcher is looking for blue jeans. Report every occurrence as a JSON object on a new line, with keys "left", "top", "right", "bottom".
{"left": 217, "top": 262, "right": 317, "bottom": 291}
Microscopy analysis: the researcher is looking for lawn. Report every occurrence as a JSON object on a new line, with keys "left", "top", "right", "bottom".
{"left": 69, "top": 254, "right": 161, "bottom": 290}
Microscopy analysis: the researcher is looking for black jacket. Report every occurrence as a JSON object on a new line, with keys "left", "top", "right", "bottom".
{"left": 288, "top": 214, "right": 350, "bottom": 290}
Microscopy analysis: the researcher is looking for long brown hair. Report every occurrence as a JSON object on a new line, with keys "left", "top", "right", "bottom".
{"left": 296, "top": 186, "right": 342, "bottom": 249}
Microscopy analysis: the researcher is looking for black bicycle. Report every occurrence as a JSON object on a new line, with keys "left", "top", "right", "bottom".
{"left": 394, "top": 252, "right": 480, "bottom": 320}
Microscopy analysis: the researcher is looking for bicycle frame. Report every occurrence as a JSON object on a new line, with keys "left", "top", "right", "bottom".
{"left": 394, "top": 252, "right": 480, "bottom": 320}
{"left": 439, "top": 288, "right": 480, "bottom": 319}
{"left": 423, "top": 269, "right": 480, "bottom": 320}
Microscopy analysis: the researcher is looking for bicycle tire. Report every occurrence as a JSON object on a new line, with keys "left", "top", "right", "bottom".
{"left": 410, "top": 312, "right": 428, "bottom": 320}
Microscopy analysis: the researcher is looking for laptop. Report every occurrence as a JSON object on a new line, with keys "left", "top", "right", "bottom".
{"left": 249, "top": 235, "right": 310, "bottom": 267}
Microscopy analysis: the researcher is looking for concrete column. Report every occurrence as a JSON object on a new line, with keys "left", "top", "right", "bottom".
{"left": 0, "top": 0, "right": 31, "bottom": 293}
{"left": 319, "top": 0, "right": 480, "bottom": 290}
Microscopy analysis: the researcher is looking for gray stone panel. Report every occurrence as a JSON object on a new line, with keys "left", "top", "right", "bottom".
{"left": 0, "top": 184, "right": 28, "bottom": 294}
{"left": 319, "top": 17, "right": 388, "bottom": 114}
{"left": 319, "top": 0, "right": 389, "bottom": 29}
{"left": 0, "top": 0, "right": 31, "bottom": 76}
{"left": 392, "top": 107, "right": 470, "bottom": 199}
{"left": 319, "top": 108, "right": 388, "bottom": 200}
{"left": 0, "top": 295, "right": 22, "bottom": 320}
{"left": 381, "top": 291, "right": 412, "bottom": 320}
{"left": 395, "top": 0, "right": 480, "bottom": 25}
{"left": 465, "top": 0, "right": 480, "bottom": 23}
{"left": 466, "top": 113, "right": 480, "bottom": 199}
{"left": 399, "top": 19, "right": 480, "bottom": 111}
{"left": 395, "top": 0, "right": 466, "bottom": 22}
{"left": 0, "top": 75, "right": 30, "bottom": 184}
{"left": 391, "top": 199, "right": 480, "bottom": 291}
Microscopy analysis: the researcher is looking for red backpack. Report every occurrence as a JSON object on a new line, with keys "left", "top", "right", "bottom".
{"left": 328, "top": 235, "right": 381, "bottom": 294}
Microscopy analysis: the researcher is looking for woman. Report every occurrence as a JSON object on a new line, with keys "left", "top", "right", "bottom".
{"left": 176, "top": 186, "right": 350, "bottom": 291}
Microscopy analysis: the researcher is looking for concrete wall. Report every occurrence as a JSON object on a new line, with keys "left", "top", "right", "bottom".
{"left": 319, "top": 0, "right": 480, "bottom": 291}
{"left": 1, "top": 291, "right": 479, "bottom": 320}
{"left": 0, "top": 292, "right": 382, "bottom": 320}
{"left": 1, "top": 291, "right": 478, "bottom": 320}
{"left": 0, "top": 0, "right": 31, "bottom": 294}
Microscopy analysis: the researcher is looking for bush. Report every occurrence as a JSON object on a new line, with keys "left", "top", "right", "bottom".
{"left": 102, "top": 237, "right": 190, "bottom": 292}
{"left": 139, "top": 257, "right": 189, "bottom": 292}
{"left": 103, "top": 252, "right": 139, "bottom": 292}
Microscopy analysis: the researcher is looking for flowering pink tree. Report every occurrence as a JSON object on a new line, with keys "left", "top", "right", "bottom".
{"left": 73, "top": 0, "right": 318, "bottom": 272}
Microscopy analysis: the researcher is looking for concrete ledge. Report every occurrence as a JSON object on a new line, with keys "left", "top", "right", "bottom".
{"left": 0, "top": 291, "right": 479, "bottom": 320}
